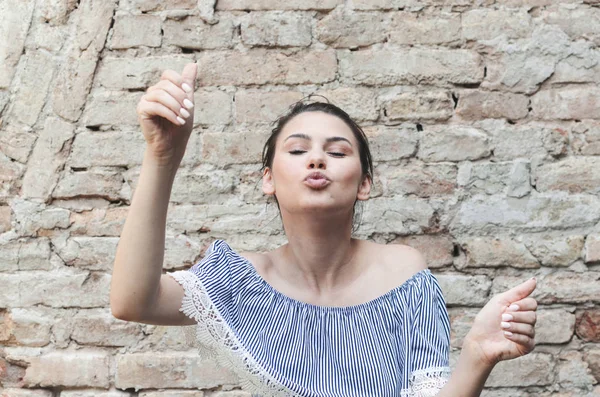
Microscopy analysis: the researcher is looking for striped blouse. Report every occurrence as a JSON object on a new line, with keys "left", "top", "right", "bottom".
{"left": 167, "top": 240, "right": 452, "bottom": 396}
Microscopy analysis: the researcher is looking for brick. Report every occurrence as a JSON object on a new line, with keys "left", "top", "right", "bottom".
{"left": 391, "top": 234, "right": 455, "bottom": 269}
{"left": 0, "top": 270, "right": 110, "bottom": 308}
{"left": 197, "top": 50, "right": 337, "bottom": 86}
{"left": 363, "top": 126, "right": 417, "bottom": 162}
{"left": 242, "top": 12, "right": 312, "bottom": 47}
{"left": 573, "top": 120, "right": 600, "bottom": 156}
{"left": 82, "top": 91, "right": 142, "bottom": 127}
{"left": 168, "top": 166, "right": 237, "bottom": 205}
{"left": 235, "top": 90, "right": 304, "bottom": 124}
{"left": 523, "top": 234, "right": 584, "bottom": 267}
{"left": 359, "top": 196, "right": 435, "bottom": 235}
{"left": 115, "top": 353, "right": 238, "bottom": 389}
{"left": 139, "top": 392, "right": 205, "bottom": 397}
{"left": 8, "top": 50, "right": 55, "bottom": 127}
{"left": 7, "top": 308, "right": 56, "bottom": 347}
{"left": 455, "top": 91, "right": 530, "bottom": 121}
{"left": 316, "top": 9, "right": 386, "bottom": 48}
{"left": 70, "top": 309, "right": 144, "bottom": 346}
{"left": 122, "top": 0, "right": 196, "bottom": 11}
{"left": 96, "top": 56, "right": 192, "bottom": 90}
{"left": 448, "top": 308, "right": 477, "bottom": 348}
{"left": 585, "top": 234, "right": 600, "bottom": 263}
{"left": 164, "top": 17, "right": 234, "bottom": 50}
{"left": 0, "top": 124, "right": 37, "bottom": 163}
{"left": 389, "top": 12, "right": 461, "bottom": 45}
{"left": 451, "top": 193, "right": 600, "bottom": 233}
{"left": 436, "top": 274, "right": 491, "bottom": 306}
{"left": 339, "top": 49, "right": 483, "bottom": 86}
{"left": 23, "top": 351, "right": 110, "bottom": 388}
{"left": 576, "top": 309, "right": 600, "bottom": 342}
{"left": 69, "top": 208, "right": 128, "bottom": 236}
{"left": 384, "top": 91, "right": 453, "bottom": 121}
{"left": 201, "top": 132, "right": 269, "bottom": 165}
{"left": 492, "top": 272, "right": 600, "bottom": 304}
{"left": 1, "top": 389, "right": 53, "bottom": 397}
{"left": 56, "top": 237, "right": 118, "bottom": 271}
{"left": 193, "top": 90, "right": 233, "bottom": 126}
{"left": 36, "top": 0, "right": 78, "bottom": 25}
{"left": 167, "top": 204, "right": 277, "bottom": 234}
{"left": 109, "top": 14, "right": 162, "bottom": 49}
{"left": 351, "top": 0, "right": 471, "bottom": 10}
{"left": 217, "top": 0, "right": 341, "bottom": 10}
{"left": 534, "top": 157, "right": 600, "bottom": 194}
{"left": 486, "top": 353, "right": 554, "bottom": 387}
{"left": 419, "top": 126, "right": 491, "bottom": 162}
{"left": 543, "top": 4, "right": 600, "bottom": 46}
{"left": 60, "top": 391, "right": 132, "bottom": 397}
{"left": 0, "top": 238, "right": 52, "bottom": 272}
{"left": 536, "top": 308, "right": 576, "bottom": 344}
{"left": 458, "top": 236, "right": 539, "bottom": 269}
{"left": 0, "top": 205, "right": 11, "bottom": 233}
{"left": 377, "top": 162, "right": 456, "bottom": 198}
{"left": 21, "top": 117, "right": 76, "bottom": 200}
{"left": 586, "top": 348, "right": 600, "bottom": 383}
{"left": 0, "top": 1, "right": 34, "bottom": 88}
{"left": 53, "top": 169, "right": 126, "bottom": 202}
{"left": 0, "top": 152, "right": 26, "bottom": 202}
{"left": 457, "top": 160, "right": 531, "bottom": 198}
{"left": 532, "top": 87, "right": 600, "bottom": 120}
{"left": 312, "top": 87, "right": 379, "bottom": 122}
{"left": 51, "top": 0, "right": 117, "bottom": 122}
{"left": 462, "top": 9, "right": 532, "bottom": 41}
{"left": 69, "top": 131, "right": 146, "bottom": 168}
{"left": 10, "top": 199, "right": 70, "bottom": 237}
{"left": 557, "top": 350, "right": 597, "bottom": 389}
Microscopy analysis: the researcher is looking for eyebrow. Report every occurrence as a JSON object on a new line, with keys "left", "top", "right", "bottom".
{"left": 283, "top": 133, "right": 353, "bottom": 146}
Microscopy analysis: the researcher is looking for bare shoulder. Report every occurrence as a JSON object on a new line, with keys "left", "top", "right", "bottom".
{"left": 238, "top": 250, "right": 273, "bottom": 273}
{"left": 362, "top": 241, "right": 428, "bottom": 288}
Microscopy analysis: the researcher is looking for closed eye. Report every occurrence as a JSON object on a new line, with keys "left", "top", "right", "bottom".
{"left": 328, "top": 152, "right": 346, "bottom": 157}
{"left": 289, "top": 150, "right": 306, "bottom": 155}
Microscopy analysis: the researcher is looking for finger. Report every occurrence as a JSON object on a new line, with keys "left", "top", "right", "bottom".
{"left": 160, "top": 69, "right": 184, "bottom": 86}
{"left": 501, "top": 277, "right": 537, "bottom": 305}
{"left": 144, "top": 90, "right": 188, "bottom": 120}
{"left": 138, "top": 99, "right": 184, "bottom": 126}
{"left": 147, "top": 80, "right": 191, "bottom": 117}
{"left": 503, "top": 331, "right": 535, "bottom": 350}
{"left": 180, "top": 62, "right": 197, "bottom": 99}
{"left": 502, "top": 310, "right": 537, "bottom": 325}
{"left": 505, "top": 297, "right": 538, "bottom": 313}
{"left": 501, "top": 322, "right": 535, "bottom": 338}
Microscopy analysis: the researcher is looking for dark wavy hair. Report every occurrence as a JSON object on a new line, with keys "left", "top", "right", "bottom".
{"left": 260, "top": 96, "right": 374, "bottom": 232}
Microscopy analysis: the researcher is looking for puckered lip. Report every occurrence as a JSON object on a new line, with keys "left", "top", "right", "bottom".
{"left": 304, "top": 172, "right": 330, "bottom": 181}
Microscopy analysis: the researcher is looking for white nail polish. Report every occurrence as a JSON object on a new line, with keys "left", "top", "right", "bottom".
{"left": 177, "top": 116, "right": 185, "bottom": 125}
{"left": 508, "top": 304, "right": 520, "bottom": 311}
{"left": 504, "top": 331, "right": 513, "bottom": 336}
{"left": 502, "top": 313, "right": 513, "bottom": 321}
{"left": 183, "top": 99, "right": 194, "bottom": 109}
{"left": 182, "top": 83, "right": 192, "bottom": 93}
{"left": 501, "top": 322, "right": 511, "bottom": 329}
{"left": 180, "top": 107, "right": 190, "bottom": 118}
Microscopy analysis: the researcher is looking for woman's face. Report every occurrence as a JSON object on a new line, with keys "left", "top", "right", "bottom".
{"left": 262, "top": 111, "right": 371, "bottom": 217}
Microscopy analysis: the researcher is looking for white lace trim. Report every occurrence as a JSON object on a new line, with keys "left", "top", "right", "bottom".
{"left": 168, "top": 271, "right": 301, "bottom": 397}
{"left": 400, "top": 366, "right": 452, "bottom": 397}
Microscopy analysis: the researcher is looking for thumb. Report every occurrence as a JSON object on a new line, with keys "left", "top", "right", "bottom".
{"left": 501, "top": 277, "right": 537, "bottom": 304}
{"left": 181, "top": 63, "right": 197, "bottom": 97}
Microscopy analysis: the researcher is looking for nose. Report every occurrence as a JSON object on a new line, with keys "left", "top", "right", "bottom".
{"left": 307, "top": 152, "right": 326, "bottom": 169}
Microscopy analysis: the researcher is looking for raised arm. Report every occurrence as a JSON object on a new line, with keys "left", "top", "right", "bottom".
{"left": 109, "top": 63, "right": 198, "bottom": 325}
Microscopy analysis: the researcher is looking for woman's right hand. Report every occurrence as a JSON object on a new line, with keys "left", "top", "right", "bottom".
{"left": 136, "top": 63, "right": 198, "bottom": 168}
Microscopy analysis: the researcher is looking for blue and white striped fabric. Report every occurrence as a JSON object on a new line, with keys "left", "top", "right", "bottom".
{"left": 167, "top": 240, "right": 451, "bottom": 397}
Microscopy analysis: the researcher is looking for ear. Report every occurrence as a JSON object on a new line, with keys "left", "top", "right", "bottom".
{"left": 357, "top": 175, "right": 371, "bottom": 201}
{"left": 262, "top": 167, "right": 276, "bottom": 196}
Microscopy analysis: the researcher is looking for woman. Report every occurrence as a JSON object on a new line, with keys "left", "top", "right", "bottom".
{"left": 110, "top": 63, "right": 538, "bottom": 396}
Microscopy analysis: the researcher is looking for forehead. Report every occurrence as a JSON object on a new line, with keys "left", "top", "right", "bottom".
{"left": 278, "top": 111, "right": 357, "bottom": 144}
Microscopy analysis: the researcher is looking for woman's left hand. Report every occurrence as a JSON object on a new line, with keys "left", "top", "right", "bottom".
{"left": 463, "top": 277, "right": 538, "bottom": 367}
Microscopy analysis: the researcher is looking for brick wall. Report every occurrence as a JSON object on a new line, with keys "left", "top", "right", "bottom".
{"left": 1, "top": 0, "right": 600, "bottom": 396}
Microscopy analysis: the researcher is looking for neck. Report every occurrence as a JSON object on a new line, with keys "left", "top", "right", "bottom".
{"left": 276, "top": 209, "right": 364, "bottom": 295}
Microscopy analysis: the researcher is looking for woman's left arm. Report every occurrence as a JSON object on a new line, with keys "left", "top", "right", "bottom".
{"left": 436, "top": 277, "right": 538, "bottom": 397}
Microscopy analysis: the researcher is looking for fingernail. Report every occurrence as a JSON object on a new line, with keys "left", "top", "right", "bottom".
{"left": 501, "top": 321, "right": 511, "bottom": 329}
{"left": 180, "top": 107, "right": 190, "bottom": 118}
{"left": 502, "top": 313, "right": 513, "bottom": 321}
{"left": 508, "top": 304, "right": 520, "bottom": 311}
{"left": 182, "top": 83, "right": 192, "bottom": 93}
{"left": 177, "top": 116, "right": 185, "bottom": 125}
{"left": 183, "top": 98, "right": 194, "bottom": 109}
{"left": 504, "top": 331, "right": 513, "bottom": 336}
